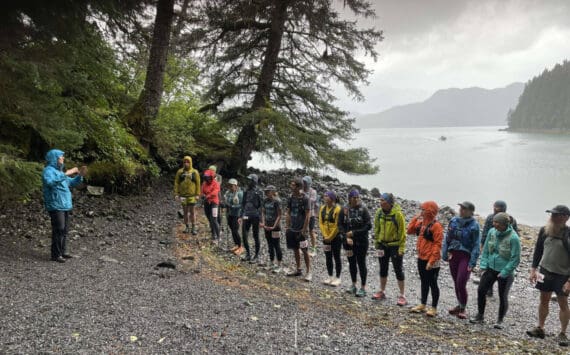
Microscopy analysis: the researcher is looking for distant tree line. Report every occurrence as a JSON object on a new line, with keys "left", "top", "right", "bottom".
{"left": 508, "top": 60, "right": 570, "bottom": 131}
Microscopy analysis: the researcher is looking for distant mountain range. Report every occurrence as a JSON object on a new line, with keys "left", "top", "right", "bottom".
{"left": 357, "top": 83, "right": 524, "bottom": 128}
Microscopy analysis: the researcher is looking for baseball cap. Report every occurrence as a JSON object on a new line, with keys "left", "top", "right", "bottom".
{"left": 264, "top": 185, "right": 276, "bottom": 191}
{"left": 546, "top": 205, "right": 570, "bottom": 216}
{"left": 458, "top": 201, "right": 475, "bottom": 212}
{"left": 228, "top": 178, "right": 238, "bottom": 185}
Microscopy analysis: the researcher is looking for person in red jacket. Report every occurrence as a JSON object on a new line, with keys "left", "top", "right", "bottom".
{"left": 407, "top": 201, "right": 444, "bottom": 317}
{"left": 201, "top": 169, "right": 220, "bottom": 243}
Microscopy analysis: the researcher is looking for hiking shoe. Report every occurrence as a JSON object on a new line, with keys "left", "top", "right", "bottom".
{"left": 177, "top": 210, "right": 184, "bottom": 219}
{"left": 191, "top": 226, "right": 198, "bottom": 235}
{"left": 304, "top": 272, "right": 313, "bottom": 282}
{"left": 323, "top": 277, "right": 332, "bottom": 285}
{"left": 287, "top": 269, "right": 302, "bottom": 277}
{"left": 371, "top": 290, "right": 386, "bottom": 300}
{"left": 346, "top": 285, "right": 357, "bottom": 295}
{"left": 242, "top": 254, "right": 252, "bottom": 262}
{"left": 330, "top": 277, "right": 341, "bottom": 287}
{"left": 526, "top": 326, "right": 546, "bottom": 339}
{"left": 426, "top": 307, "right": 438, "bottom": 317}
{"left": 272, "top": 266, "right": 282, "bottom": 274}
{"left": 249, "top": 255, "right": 259, "bottom": 264}
{"left": 51, "top": 256, "right": 66, "bottom": 263}
{"left": 456, "top": 309, "right": 468, "bottom": 319}
{"left": 493, "top": 320, "right": 504, "bottom": 330}
{"left": 397, "top": 296, "right": 408, "bottom": 306}
{"left": 183, "top": 225, "right": 190, "bottom": 234}
{"left": 469, "top": 314, "right": 484, "bottom": 324}
{"left": 448, "top": 306, "right": 461, "bottom": 315}
{"left": 410, "top": 304, "right": 426, "bottom": 313}
{"left": 557, "top": 332, "right": 569, "bottom": 347}
{"left": 355, "top": 288, "right": 367, "bottom": 297}
{"left": 62, "top": 254, "right": 74, "bottom": 259}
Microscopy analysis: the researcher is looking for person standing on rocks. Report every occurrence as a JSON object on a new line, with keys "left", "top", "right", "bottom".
{"left": 442, "top": 201, "right": 481, "bottom": 320}
{"left": 319, "top": 190, "right": 342, "bottom": 287}
{"left": 407, "top": 201, "right": 443, "bottom": 317}
{"left": 527, "top": 205, "right": 570, "bottom": 347}
{"left": 208, "top": 165, "right": 223, "bottom": 227}
{"left": 302, "top": 176, "right": 319, "bottom": 257}
{"left": 42, "top": 149, "right": 87, "bottom": 263}
{"left": 224, "top": 179, "right": 243, "bottom": 255}
{"left": 260, "top": 185, "right": 283, "bottom": 272}
{"left": 470, "top": 212, "right": 520, "bottom": 329}
{"left": 372, "top": 193, "right": 408, "bottom": 306}
{"left": 239, "top": 174, "right": 263, "bottom": 263}
{"left": 478, "top": 200, "right": 519, "bottom": 297}
{"left": 201, "top": 169, "right": 221, "bottom": 243}
{"left": 285, "top": 177, "right": 312, "bottom": 281}
{"left": 174, "top": 156, "right": 200, "bottom": 234}
{"left": 339, "top": 189, "right": 372, "bottom": 297}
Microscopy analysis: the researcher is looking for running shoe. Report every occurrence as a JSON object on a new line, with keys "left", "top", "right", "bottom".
{"left": 183, "top": 225, "right": 190, "bottom": 234}
{"left": 397, "top": 296, "right": 408, "bottom": 306}
{"left": 191, "top": 226, "right": 198, "bottom": 235}
{"left": 346, "top": 285, "right": 357, "bottom": 295}
{"left": 330, "top": 277, "right": 341, "bottom": 287}
{"left": 410, "top": 304, "right": 426, "bottom": 313}
{"left": 493, "top": 320, "right": 504, "bottom": 329}
{"left": 371, "top": 290, "right": 386, "bottom": 300}
{"left": 526, "top": 327, "right": 545, "bottom": 339}
{"left": 355, "top": 288, "right": 367, "bottom": 297}
{"left": 557, "top": 332, "right": 569, "bottom": 347}
{"left": 323, "top": 277, "right": 332, "bottom": 285}
{"left": 249, "top": 255, "right": 259, "bottom": 264}
{"left": 469, "top": 314, "right": 484, "bottom": 324}
{"left": 287, "top": 269, "right": 302, "bottom": 277}
{"left": 304, "top": 272, "right": 313, "bottom": 282}
{"left": 448, "top": 306, "right": 461, "bottom": 315}
{"left": 426, "top": 307, "right": 437, "bottom": 317}
{"left": 272, "top": 265, "right": 282, "bottom": 274}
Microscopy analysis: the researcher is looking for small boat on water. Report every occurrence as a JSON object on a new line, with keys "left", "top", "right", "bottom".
{"left": 439, "top": 135, "right": 447, "bottom": 141}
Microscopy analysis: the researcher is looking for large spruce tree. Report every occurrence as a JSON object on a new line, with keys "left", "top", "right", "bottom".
{"left": 190, "top": 0, "right": 383, "bottom": 175}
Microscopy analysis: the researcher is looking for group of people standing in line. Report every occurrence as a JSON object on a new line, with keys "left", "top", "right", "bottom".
{"left": 41, "top": 150, "right": 570, "bottom": 349}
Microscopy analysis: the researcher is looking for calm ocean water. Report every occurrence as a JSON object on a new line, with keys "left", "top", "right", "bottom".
{"left": 251, "top": 126, "right": 570, "bottom": 226}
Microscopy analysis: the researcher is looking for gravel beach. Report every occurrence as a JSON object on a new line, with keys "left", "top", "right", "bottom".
{"left": 0, "top": 170, "right": 566, "bottom": 353}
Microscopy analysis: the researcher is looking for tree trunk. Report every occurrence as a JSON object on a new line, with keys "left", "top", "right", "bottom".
{"left": 228, "top": 0, "right": 289, "bottom": 175}
{"left": 124, "top": 0, "right": 175, "bottom": 148}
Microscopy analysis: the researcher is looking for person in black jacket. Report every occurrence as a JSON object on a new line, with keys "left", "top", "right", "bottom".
{"left": 339, "top": 189, "right": 372, "bottom": 297}
{"left": 239, "top": 174, "right": 263, "bottom": 263}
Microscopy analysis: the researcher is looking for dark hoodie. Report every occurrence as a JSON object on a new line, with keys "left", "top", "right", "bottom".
{"left": 42, "top": 149, "right": 83, "bottom": 211}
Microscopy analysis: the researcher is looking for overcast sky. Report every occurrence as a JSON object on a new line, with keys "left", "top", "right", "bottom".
{"left": 336, "top": 0, "right": 570, "bottom": 114}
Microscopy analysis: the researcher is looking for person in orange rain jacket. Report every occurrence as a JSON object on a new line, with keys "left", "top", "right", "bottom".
{"left": 407, "top": 201, "right": 444, "bottom": 317}
{"left": 201, "top": 169, "right": 220, "bottom": 242}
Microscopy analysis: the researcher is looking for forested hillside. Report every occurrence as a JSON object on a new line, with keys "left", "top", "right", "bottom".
{"left": 0, "top": 0, "right": 381, "bottom": 200}
{"left": 508, "top": 61, "right": 570, "bottom": 131}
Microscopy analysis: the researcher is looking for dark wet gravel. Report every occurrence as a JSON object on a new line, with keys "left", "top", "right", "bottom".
{"left": 0, "top": 172, "right": 566, "bottom": 353}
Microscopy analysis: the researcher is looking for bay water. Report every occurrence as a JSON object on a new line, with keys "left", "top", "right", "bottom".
{"left": 251, "top": 126, "right": 570, "bottom": 226}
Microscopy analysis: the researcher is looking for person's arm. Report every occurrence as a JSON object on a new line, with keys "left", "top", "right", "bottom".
{"left": 273, "top": 203, "right": 282, "bottom": 229}
{"left": 42, "top": 167, "right": 66, "bottom": 187}
{"left": 441, "top": 224, "right": 450, "bottom": 261}
{"left": 511, "top": 217, "right": 519, "bottom": 233}
{"left": 407, "top": 215, "right": 420, "bottom": 235}
{"left": 302, "top": 197, "right": 310, "bottom": 234}
{"left": 318, "top": 206, "right": 327, "bottom": 239}
{"left": 481, "top": 215, "right": 493, "bottom": 246}
{"left": 239, "top": 191, "right": 247, "bottom": 218}
{"left": 501, "top": 233, "right": 521, "bottom": 277}
{"left": 479, "top": 230, "right": 491, "bottom": 270}
{"left": 468, "top": 224, "right": 481, "bottom": 268}
{"left": 68, "top": 174, "right": 83, "bottom": 188}
{"left": 531, "top": 228, "right": 546, "bottom": 269}
{"left": 174, "top": 170, "right": 181, "bottom": 196}
{"left": 194, "top": 171, "right": 201, "bottom": 197}
{"left": 373, "top": 209, "right": 381, "bottom": 248}
{"left": 260, "top": 201, "right": 266, "bottom": 226}
{"left": 428, "top": 223, "right": 444, "bottom": 266}
{"left": 397, "top": 211, "right": 407, "bottom": 255}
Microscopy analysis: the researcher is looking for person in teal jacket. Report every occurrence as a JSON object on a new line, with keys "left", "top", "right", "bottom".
{"left": 42, "top": 149, "right": 87, "bottom": 263}
{"left": 470, "top": 212, "right": 520, "bottom": 328}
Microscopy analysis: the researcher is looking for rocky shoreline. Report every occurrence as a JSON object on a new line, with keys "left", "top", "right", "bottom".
{"left": 0, "top": 169, "right": 563, "bottom": 353}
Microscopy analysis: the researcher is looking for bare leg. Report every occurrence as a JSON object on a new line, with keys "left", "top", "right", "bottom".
{"left": 380, "top": 277, "right": 388, "bottom": 292}
{"left": 302, "top": 249, "right": 311, "bottom": 273}
{"left": 398, "top": 280, "right": 405, "bottom": 296}
{"left": 539, "top": 291, "right": 552, "bottom": 329}
{"left": 294, "top": 248, "right": 301, "bottom": 270}
{"left": 557, "top": 294, "right": 570, "bottom": 333}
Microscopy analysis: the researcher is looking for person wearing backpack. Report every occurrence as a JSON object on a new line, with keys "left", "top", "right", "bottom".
{"left": 372, "top": 193, "right": 408, "bottom": 306}
{"left": 408, "top": 201, "right": 443, "bottom": 317}
{"left": 201, "top": 169, "right": 220, "bottom": 243}
{"left": 239, "top": 174, "right": 264, "bottom": 263}
{"left": 260, "top": 185, "right": 283, "bottom": 272}
{"left": 174, "top": 156, "right": 200, "bottom": 234}
{"left": 339, "top": 189, "right": 372, "bottom": 297}
{"left": 442, "top": 201, "right": 481, "bottom": 320}
{"left": 319, "top": 190, "right": 342, "bottom": 287}
{"left": 470, "top": 212, "right": 520, "bottom": 329}
{"left": 527, "top": 205, "right": 570, "bottom": 347}
{"left": 224, "top": 179, "right": 243, "bottom": 255}
{"left": 285, "top": 177, "right": 312, "bottom": 281}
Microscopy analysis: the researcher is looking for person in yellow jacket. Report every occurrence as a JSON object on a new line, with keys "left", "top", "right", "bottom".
{"left": 319, "top": 191, "right": 342, "bottom": 287}
{"left": 372, "top": 193, "right": 408, "bottom": 306}
{"left": 174, "top": 156, "right": 200, "bottom": 234}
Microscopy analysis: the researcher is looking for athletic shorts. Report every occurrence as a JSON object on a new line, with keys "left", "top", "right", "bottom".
{"left": 180, "top": 196, "right": 197, "bottom": 206}
{"left": 309, "top": 216, "right": 317, "bottom": 232}
{"left": 536, "top": 267, "right": 570, "bottom": 296}
{"left": 286, "top": 229, "right": 308, "bottom": 250}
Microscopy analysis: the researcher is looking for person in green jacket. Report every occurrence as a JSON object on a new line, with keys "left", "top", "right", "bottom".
{"left": 470, "top": 212, "right": 520, "bottom": 329}
{"left": 174, "top": 156, "right": 200, "bottom": 234}
{"left": 372, "top": 193, "right": 408, "bottom": 306}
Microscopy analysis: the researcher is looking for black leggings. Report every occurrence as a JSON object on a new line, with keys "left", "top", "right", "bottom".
{"left": 417, "top": 259, "right": 440, "bottom": 307}
{"left": 325, "top": 237, "right": 342, "bottom": 278}
{"left": 49, "top": 210, "right": 69, "bottom": 259}
{"left": 348, "top": 240, "right": 368, "bottom": 286}
{"left": 228, "top": 215, "right": 241, "bottom": 247}
{"left": 379, "top": 245, "right": 405, "bottom": 280}
{"left": 477, "top": 269, "right": 514, "bottom": 321}
{"left": 242, "top": 216, "right": 260, "bottom": 256}
{"left": 264, "top": 229, "right": 283, "bottom": 262}
{"left": 204, "top": 202, "right": 220, "bottom": 239}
